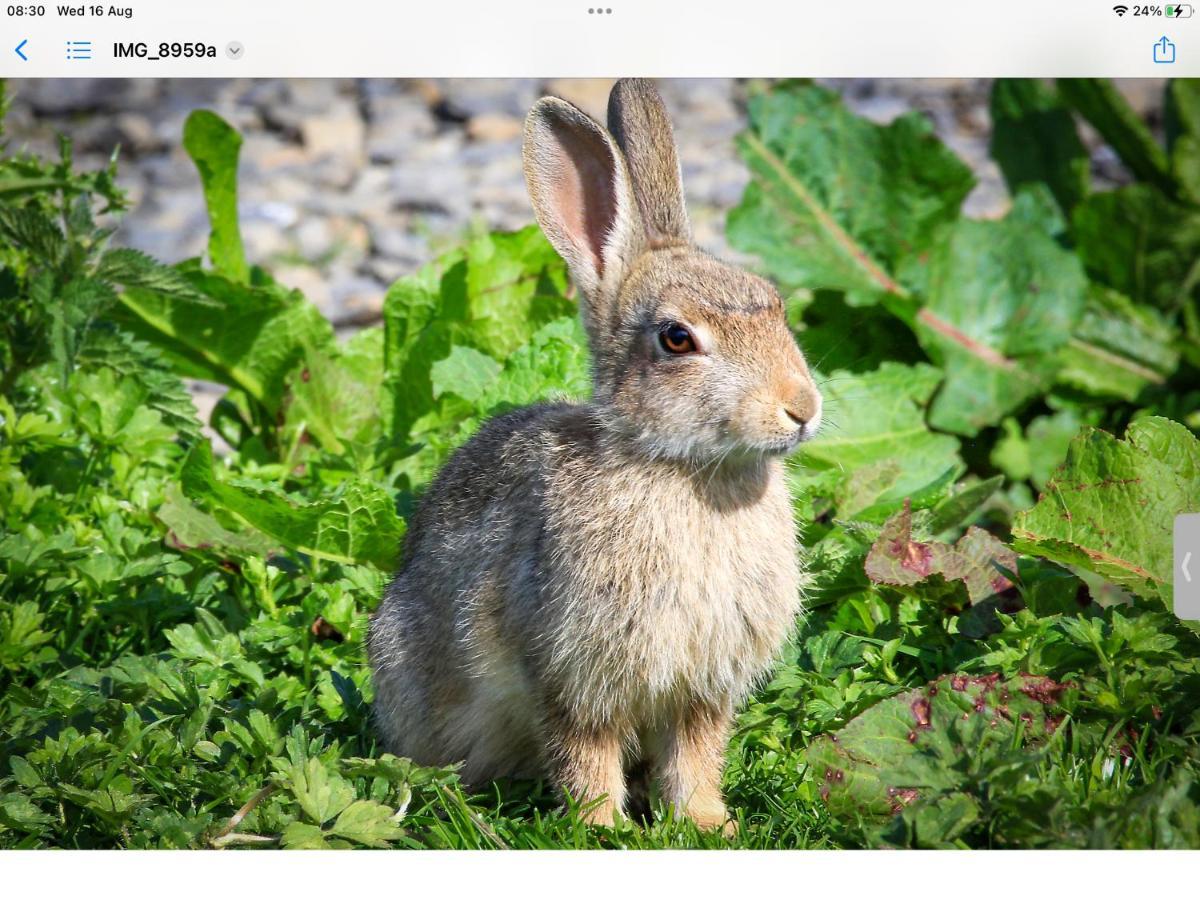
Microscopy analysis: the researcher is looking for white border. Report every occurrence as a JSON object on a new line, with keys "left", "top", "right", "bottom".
{"left": 3, "top": 849, "right": 1200, "bottom": 898}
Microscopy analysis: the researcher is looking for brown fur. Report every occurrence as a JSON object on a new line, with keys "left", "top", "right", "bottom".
{"left": 368, "top": 79, "right": 822, "bottom": 831}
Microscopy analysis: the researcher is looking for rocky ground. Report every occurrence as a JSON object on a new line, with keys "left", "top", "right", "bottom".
{"left": 2, "top": 78, "right": 1164, "bottom": 421}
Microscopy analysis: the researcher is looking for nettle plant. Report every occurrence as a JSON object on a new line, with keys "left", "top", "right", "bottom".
{"left": 0, "top": 78, "right": 1199, "bottom": 850}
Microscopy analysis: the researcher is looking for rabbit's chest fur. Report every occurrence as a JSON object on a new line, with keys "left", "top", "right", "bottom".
{"left": 533, "top": 432, "right": 802, "bottom": 727}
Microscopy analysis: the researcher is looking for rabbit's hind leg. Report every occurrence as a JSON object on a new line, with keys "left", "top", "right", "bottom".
{"left": 452, "top": 661, "right": 544, "bottom": 785}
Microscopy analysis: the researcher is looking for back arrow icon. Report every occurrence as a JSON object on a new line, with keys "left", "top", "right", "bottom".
{"left": 15, "top": 39, "right": 28, "bottom": 61}
{"left": 1185, "top": 551, "right": 1194, "bottom": 583}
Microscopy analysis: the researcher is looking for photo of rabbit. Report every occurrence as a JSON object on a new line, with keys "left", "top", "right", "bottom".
{"left": 368, "top": 79, "right": 823, "bottom": 830}
{"left": 5, "top": 70, "right": 1196, "bottom": 851}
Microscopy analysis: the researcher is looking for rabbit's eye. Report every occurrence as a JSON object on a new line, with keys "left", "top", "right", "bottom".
{"left": 659, "top": 322, "right": 697, "bottom": 354}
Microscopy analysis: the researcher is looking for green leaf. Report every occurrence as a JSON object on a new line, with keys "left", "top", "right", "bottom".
{"left": 1166, "top": 79, "right": 1200, "bottom": 203}
{"left": 157, "top": 484, "right": 278, "bottom": 559}
{"left": 473, "top": 317, "right": 591, "bottom": 414}
{"left": 72, "top": 367, "right": 176, "bottom": 450}
{"left": 1073, "top": 185, "right": 1200, "bottom": 315}
{"left": 0, "top": 794, "right": 55, "bottom": 833}
{"left": 116, "top": 265, "right": 334, "bottom": 416}
{"left": 926, "top": 475, "right": 1004, "bottom": 535}
{"left": 728, "top": 82, "right": 974, "bottom": 305}
{"left": 1011, "top": 417, "right": 1200, "bottom": 603}
{"left": 431, "top": 345, "right": 503, "bottom": 403}
{"left": 285, "top": 327, "right": 385, "bottom": 454}
{"left": 0, "top": 205, "right": 67, "bottom": 267}
{"left": 382, "top": 226, "right": 573, "bottom": 439}
{"left": 807, "top": 673, "right": 1073, "bottom": 835}
{"left": 990, "top": 79, "right": 1089, "bottom": 214}
{"left": 1054, "top": 286, "right": 1180, "bottom": 401}
{"left": 798, "top": 362, "right": 963, "bottom": 520}
{"left": 329, "top": 799, "right": 404, "bottom": 848}
{"left": 182, "top": 110, "right": 248, "bottom": 282}
{"left": 181, "top": 442, "right": 403, "bottom": 569}
{"left": 992, "top": 409, "right": 1093, "bottom": 491}
{"left": 1057, "top": 78, "right": 1175, "bottom": 196}
{"left": 899, "top": 192, "right": 1089, "bottom": 435}
{"left": 280, "top": 822, "right": 333, "bottom": 849}
{"left": 865, "top": 500, "right": 1017, "bottom": 604}
{"left": 0, "top": 602, "right": 56, "bottom": 671}
{"left": 78, "top": 327, "right": 204, "bottom": 444}
{"left": 286, "top": 757, "right": 356, "bottom": 826}
{"left": 95, "top": 248, "right": 211, "bottom": 304}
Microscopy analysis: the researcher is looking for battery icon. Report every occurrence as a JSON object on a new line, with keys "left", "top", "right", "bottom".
{"left": 1167, "top": 4, "right": 1194, "bottom": 16}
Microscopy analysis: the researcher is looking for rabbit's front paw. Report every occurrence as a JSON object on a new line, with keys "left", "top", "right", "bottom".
{"left": 686, "top": 804, "right": 737, "bottom": 836}
{"left": 580, "top": 799, "right": 622, "bottom": 828}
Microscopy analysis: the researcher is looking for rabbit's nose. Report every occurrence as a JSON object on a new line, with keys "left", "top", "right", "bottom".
{"left": 783, "top": 406, "right": 808, "bottom": 427}
{"left": 779, "top": 380, "right": 822, "bottom": 434}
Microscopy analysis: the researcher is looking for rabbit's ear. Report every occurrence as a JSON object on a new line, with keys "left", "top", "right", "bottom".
{"left": 523, "top": 97, "right": 645, "bottom": 309}
{"left": 607, "top": 79, "right": 691, "bottom": 245}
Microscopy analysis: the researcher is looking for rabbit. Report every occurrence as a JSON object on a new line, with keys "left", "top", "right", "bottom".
{"left": 368, "top": 78, "right": 822, "bottom": 832}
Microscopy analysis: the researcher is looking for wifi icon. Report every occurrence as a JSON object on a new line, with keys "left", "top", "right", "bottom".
{"left": 1114, "top": 4, "right": 1129, "bottom": 14}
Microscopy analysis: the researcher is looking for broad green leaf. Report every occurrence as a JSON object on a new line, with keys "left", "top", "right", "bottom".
{"left": 990, "top": 79, "right": 1089, "bottom": 213}
{"left": 991, "top": 408, "right": 1094, "bottom": 491}
{"left": 865, "top": 500, "right": 1017, "bottom": 604}
{"left": 1073, "top": 185, "right": 1200, "bottom": 314}
{"left": 382, "top": 226, "right": 573, "bottom": 439}
{"left": 431, "top": 345, "right": 503, "bottom": 403}
{"left": 1124, "top": 414, "right": 1200, "bottom": 484}
{"left": 1011, "top": 417, "right": 1200, "bottom": 603}
{"left": 1165, "top": 80, "right": 1200, "bottom": 202}
{"left": 807, "top": 673, "right": 1073, "bottom": 833}
{"left": 157, "top": 484, "right": 278, "bottom": 559}
{"left": 0, "top": 795, "right": 54, "bottom": 833}
{"left": 182, "top": 110, "right": 248, "bottom": 282}
{"left": 1057, "top": 78, "right": 1175, "bottom": 196}
{"left": 926, "top": 475, "right": 1004, "bottom": 535}
{"left": 473, "top": 317, "right": 591, "bottom": 414}
{"left": 117, "top": 264, "right": 334, "bottom": 416}
{"left": 1055, "top": 286, "right": 1180, "bottom": 401}
{"left": 285, "top": 326, "right": 385, "bottom": 454}
{"left": 900, "top": 192, "right": 1089, "bottom": 435}
{"left": 181, "top": 442, "right": 403, "bottom": 570}
{"left": 728, "top": 82, "right": 974, "bottom": 306}
{"left": 798, "top": 362, "right": 963, "bottom": 520}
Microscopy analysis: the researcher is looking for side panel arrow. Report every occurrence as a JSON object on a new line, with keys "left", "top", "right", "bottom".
{"left": 1185, "top": 551, "right": 1193, "bottom": 584}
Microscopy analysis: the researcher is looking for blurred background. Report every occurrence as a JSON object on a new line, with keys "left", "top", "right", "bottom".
{"left": 3, "top": 77, "right": 1164, "bottom": 329}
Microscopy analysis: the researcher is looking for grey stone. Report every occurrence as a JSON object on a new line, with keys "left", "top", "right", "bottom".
{"left": 365, "top": 93, "right": 438, "bottom": 164}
